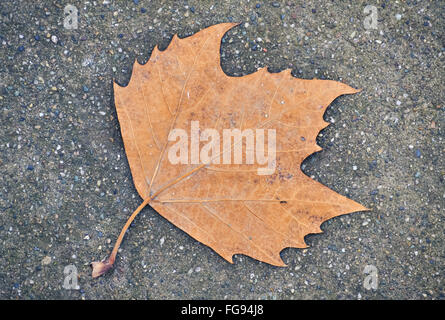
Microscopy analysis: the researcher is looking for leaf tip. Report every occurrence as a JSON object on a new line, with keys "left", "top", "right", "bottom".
{"left": 349, "top": 87, "right": 362, "bottom": 95}
{"left": 204, "top": 22, "right": 240, "bottom": 39}
{"left": 359, "top": 204, "right": 371, "bottom": 212}
{"left": 226, "top": 21, "right": 242, "bottom": 28}
{"left": 342, "top": 84, "right": 361, "bottom": 95}
{"left": 91, "top": 259, "right": 114, "bottom": 278}
{"left": 282, "top": 68, "right": 292, "bottom": 76}
{"left": 217, "top": 22, "right": 241, "bottom": 37}
{"left": 273, "top": 257, "right": 287, "bottom": 267}
{"left": 349, "top": 201, "right": 371, "bottom": 214}
{"left": 150, "top": 44, "right": 160, "bottom": 58}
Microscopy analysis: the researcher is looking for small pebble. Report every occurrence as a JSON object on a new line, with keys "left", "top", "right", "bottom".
{"left": 41, "top": 256, "right": 51, "bottom": 265}
{"left": 415, "top": 149, "right": 421, "bottom": 158}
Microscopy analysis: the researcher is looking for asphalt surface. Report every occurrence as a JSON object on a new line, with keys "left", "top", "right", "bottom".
{"left": 0, "top": 0, "right": 443, "bottom": 299}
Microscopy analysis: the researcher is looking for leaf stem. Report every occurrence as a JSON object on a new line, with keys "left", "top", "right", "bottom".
{"left": 91, "top": 164, "right": 207, "bottom": 278}
{"left": 91, "top": 197, "right": 150, "bottom": 278}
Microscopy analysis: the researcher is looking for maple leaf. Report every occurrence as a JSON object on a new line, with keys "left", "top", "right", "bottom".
{"left": 91, "top": 23, "right": 368, "bottom": 278}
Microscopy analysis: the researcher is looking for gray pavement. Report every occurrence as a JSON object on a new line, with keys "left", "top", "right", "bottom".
{"left": 0, "top": 0, "right": 443, "bottom": 299}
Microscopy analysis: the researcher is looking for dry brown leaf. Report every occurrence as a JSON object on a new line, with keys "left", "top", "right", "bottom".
{"left": 91, "top": 23, "right": 368, "bottom": 278}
